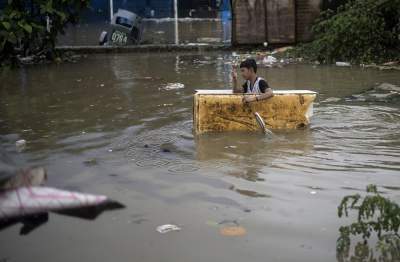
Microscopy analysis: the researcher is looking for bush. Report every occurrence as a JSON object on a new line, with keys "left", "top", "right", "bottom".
{"left": 337, "top": 184, "right": 400, "bottom": 261}
{"left": 0, "top": 0, "right": 90, "bottom": 65}
{"left": 292, "top": 0, "right": 400, "bottom": 64}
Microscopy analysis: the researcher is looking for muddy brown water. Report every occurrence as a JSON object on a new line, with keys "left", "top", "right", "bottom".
{"left": 0, "top": 52, "right": 400, "bottom": 262}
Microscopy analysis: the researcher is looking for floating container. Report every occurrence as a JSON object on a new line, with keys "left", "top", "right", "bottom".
{"left": 193, "top": 90, "right": 317, "bottom": 134}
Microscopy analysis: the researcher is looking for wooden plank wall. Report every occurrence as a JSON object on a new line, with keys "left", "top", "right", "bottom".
{"left": 296, "top": 0, "right": 321, "bottom": 42}
{"left": 266, "top": 0, "right": 296, "bottom": 43}
{"left": 232, "top": 0, "right": 321, "bottom": 45}
{"left": 232, "top": 0, "right": 267, "bottom": 44}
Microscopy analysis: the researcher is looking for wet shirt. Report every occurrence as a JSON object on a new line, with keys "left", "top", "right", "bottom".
{"left": 242, "top": 77, "right": 270, "bottom": 93}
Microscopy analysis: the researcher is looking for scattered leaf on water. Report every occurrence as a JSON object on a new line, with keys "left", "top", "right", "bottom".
{"left": 220, "top": 226, "right": 247, "bottom": 236}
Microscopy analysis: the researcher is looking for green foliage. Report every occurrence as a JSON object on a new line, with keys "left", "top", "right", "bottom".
{"left": 0, "top": 0, "right": 90, "bottom": 64}
{"left": 337, "top": 184, "right": 400, "bottom": 261}
{"left": 292, "top": 0, "right": 400, "bottom": 63}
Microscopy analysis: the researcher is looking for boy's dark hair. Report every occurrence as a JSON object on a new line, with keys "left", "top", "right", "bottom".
{"left": 240, "top": 58, "right": 257, "bottom": 73}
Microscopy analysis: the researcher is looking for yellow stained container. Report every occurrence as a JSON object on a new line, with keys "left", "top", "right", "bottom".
{"left": 193, "top": 90, "right": 317, "bottom": 134}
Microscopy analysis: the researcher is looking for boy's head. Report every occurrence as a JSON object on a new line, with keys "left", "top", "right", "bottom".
{"left": 239, "top": 58, "right": 257, "bottom": 80}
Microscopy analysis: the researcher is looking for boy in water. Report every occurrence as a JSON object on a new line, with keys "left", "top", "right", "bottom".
{"left": 232, "top": 58, "right": 274, "bottom": 103}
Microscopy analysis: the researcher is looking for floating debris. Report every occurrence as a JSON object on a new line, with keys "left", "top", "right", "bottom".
{"left": 156, "top": 224, "right": 181, "bottom": 234}
{"left": 262, "top": 55, "right": 277, "bottom": 64}
{"left": 322, "top": 97, "right": 341, "bottom": 103}
{"left": 15, "top": 139, "right": 26, "bottom": 152}
{"left": 0, "top": 187, "right": 123, "bottom": 220}
{"left": 161, "top": 83, "right": 185, "bottom": 91}
{"left": 1, "top": 167, "right": 46, "bottom": 190}
{"left": 158, "top": 103, "right": 173, "bottom": 107}
{"left": 0, "top": 163, "right": 124, "bottom": 236}
{"left": 220, "top": 226, "right": 247, "bottom": 237}
{"left": 83, "top": 158, "right": 98, "bottom": 166}
{"left": 336, "top": 62, "right": 351, "bottom": 67}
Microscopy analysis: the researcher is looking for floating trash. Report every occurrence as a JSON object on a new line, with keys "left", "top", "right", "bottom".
{"left": 322, "top": 97, "right": 341, "bottom": 103}
{"left": 15, "top": 139, "right": 26, "bottom": 152}
{"left": 336, "top": 62, "right": 351, "bottom": 67}
{"left": 156, "top": 224, "right": 181, "bottom": 234}
{"left": 83, "top": 158, "right": 98, "bottom": 166}
{"left": 0, "top": 187, "right": 121, "bottom": 220}
{"left": 262, "top": 56, "right": 277, "bottom": 64}
{"left": 162, "top": 83, "right": 185, "bottom": 91}
{"left": 220, "top": 226, "right": 247, "bottom": 237}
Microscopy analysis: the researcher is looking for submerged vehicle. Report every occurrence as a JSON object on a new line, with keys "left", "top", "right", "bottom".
{"left": 99, "top": 9, "right": 143, "bottom": 46}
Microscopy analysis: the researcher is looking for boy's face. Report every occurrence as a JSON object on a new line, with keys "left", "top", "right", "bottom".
{"left": 240, "top": 67, "right": 253, "bottom": 80}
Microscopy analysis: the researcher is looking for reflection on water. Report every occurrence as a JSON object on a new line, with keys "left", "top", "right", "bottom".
{"left": 195, "top": 130, "right": 314, "bottom": 182}
{"left": 0, "top": 52, "right": 400, "bottom": 262}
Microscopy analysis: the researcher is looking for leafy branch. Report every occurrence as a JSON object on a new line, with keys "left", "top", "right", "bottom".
{"left": 337, "top": 184, "right": 400, "bottom": 261}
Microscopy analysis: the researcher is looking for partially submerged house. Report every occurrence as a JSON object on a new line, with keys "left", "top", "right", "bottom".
{"left": 232, "top": 0, "right": 321, "bottom": 45}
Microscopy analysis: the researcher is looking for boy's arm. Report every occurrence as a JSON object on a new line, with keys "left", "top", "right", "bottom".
{"left": 243, "top": 88, "right": 273, "bottom": 103}
{"left": 256, "top": 80, "right": 273, "bottom": 101}
{"left": 232, "top": 65, "right": 242, "bottom": 93}
{"left": 256, "top": 88, "right": 274, "bottom": 101}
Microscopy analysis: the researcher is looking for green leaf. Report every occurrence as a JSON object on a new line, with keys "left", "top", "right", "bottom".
{"left": 2, "top": 21, "right": 11, "bottom": 30}
{"left": 22, "top": 24, "right": 32, "bottom": 34}
{"left": 16, "top": 21, "right": 32, "bottom": 34}
{"left": 7, "top": 32, "right": 17, "bottom": 44}
{"left": 9, "top": 11, "right": 18, "bottom": 19}
{"left": 0, "top": 39, "right": 6, "bottom": 50}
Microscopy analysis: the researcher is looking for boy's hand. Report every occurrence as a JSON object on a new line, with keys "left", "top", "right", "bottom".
{"left": 243, "top": 95, "right": 256, "bottom": 104}
{"left": 231, "top": 65, "right": 238, "bottom": 81}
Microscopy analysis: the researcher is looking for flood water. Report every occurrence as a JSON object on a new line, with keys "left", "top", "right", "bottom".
{"left": 1, "top": 52, "right": 400, "bottom": 261}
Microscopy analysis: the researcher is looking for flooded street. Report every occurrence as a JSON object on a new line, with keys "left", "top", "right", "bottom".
{"left": 1, "top": 52, "right": 400, "bottom": 261}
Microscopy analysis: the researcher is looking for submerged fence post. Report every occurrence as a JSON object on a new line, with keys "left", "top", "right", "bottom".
{"left": 109, "top": 0, "right": 114, "bottom": 21}
{"left": 174, "top": 0, "right": 179, "bottom": 44}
